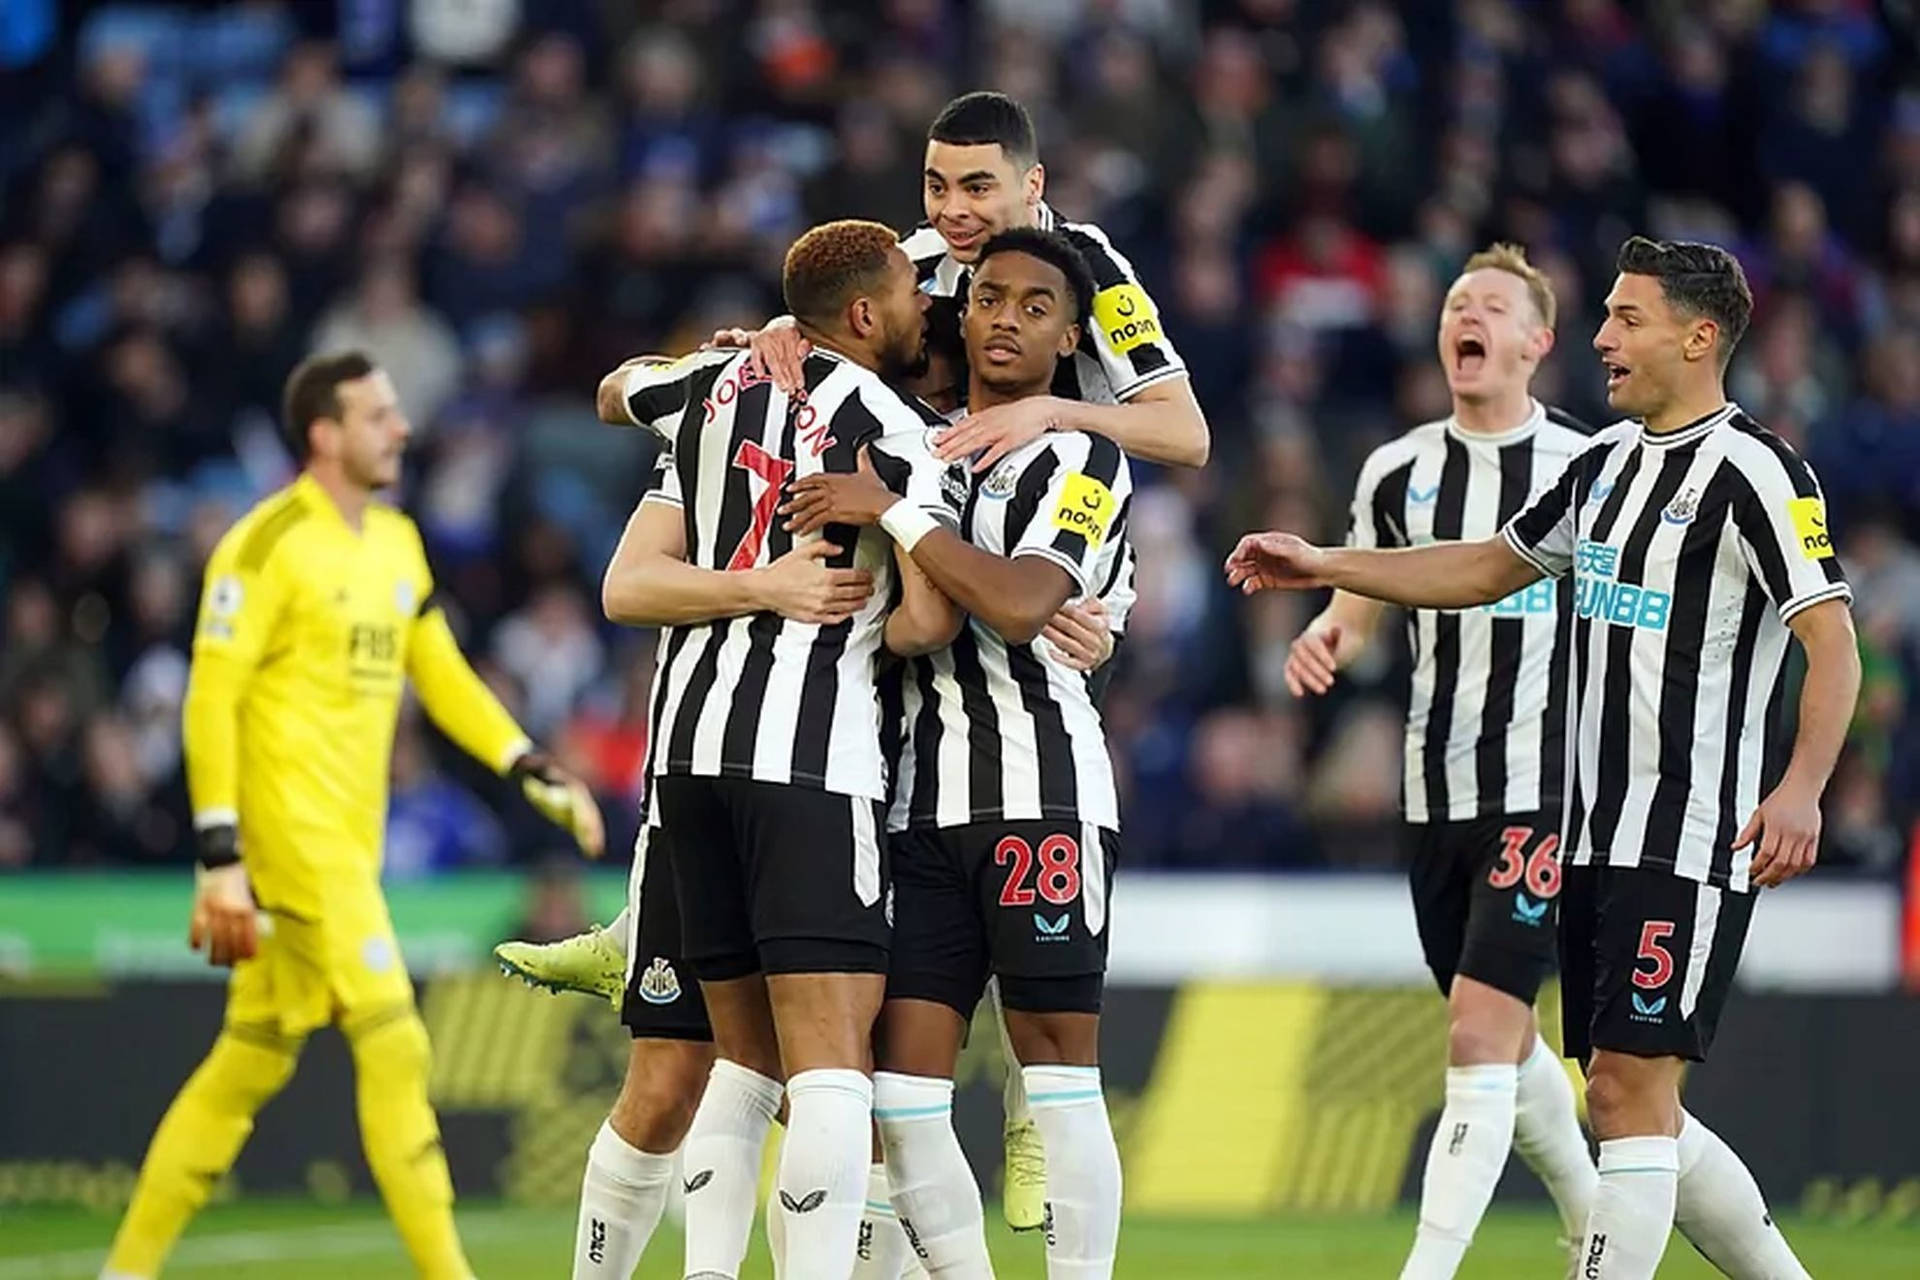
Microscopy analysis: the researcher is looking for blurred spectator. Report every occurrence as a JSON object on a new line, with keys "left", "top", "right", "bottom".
{"left": 232, "top": 41, "right": 383, "bottom": 185}
{"left": 310, "top": 256, "right": 463, "bottom": 430}
{"left": 491, "top": 584, "right": 605, "bottom": 740}
{"left": 1810, "top": 329, "right": 1920, "bottom": 542}
{"left": 504, "top": 858, "right": 594, "bottom": 943}
{"left": 385, "top": 716, "right": 508, "bottom": 879}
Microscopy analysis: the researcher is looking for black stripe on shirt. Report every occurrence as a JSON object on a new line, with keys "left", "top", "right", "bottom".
{"left": 1474, "top": 437, "right": 1536, "bottom": 807}
{"left": 1421, "top": 435, "right": 1472, "bottom": 819}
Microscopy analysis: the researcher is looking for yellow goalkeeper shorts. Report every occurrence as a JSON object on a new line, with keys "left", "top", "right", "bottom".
{"left": 224, "top": 893, "right": 414, "bottom": 1037}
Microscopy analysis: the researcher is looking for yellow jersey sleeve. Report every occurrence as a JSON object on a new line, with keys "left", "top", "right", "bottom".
{"left": 182, "top": 497, "right": 298, "bottom": 828}
{"left": 399, "top": 521, "right": 531, "bottom": 774}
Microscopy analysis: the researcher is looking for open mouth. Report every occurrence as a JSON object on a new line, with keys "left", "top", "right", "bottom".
{"left": 983, "top": 338, "right": 1021, "bottom": 362}
{"left": 1603, "top": 361, "right": 1629, "bottom": 388}
{"left": 943, "top": 225, "right": 983, "bottom": 250}
{"left": 1454, "top": 334, "right": 1486, "bottom": 376}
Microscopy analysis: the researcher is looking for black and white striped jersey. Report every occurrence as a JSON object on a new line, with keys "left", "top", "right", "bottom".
{"left": 1503, "top": 403, "right": 1853, "bottom": 890}
{"left": 885, "top": 431, "right": 1134, "bottom": 833}
{"left": 899, "top": 204, "right": 1186, "bottom": 405}
{"left": 617, "top": 346, "right": 965, "bottom": 801}
{"left": 1348, "top": 401, "right": 1590, "bottom": 823}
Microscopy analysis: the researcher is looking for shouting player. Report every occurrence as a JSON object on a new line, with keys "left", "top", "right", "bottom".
{"left": 1288, "top": 245, "right": 1597, "bottom": 1277}
{"left": 1228, "top": 237, "right": 1854, "bottom": 1280}
{"left": 784, "top": 228, "right": 1135, "bottom": 1280}
{"left": 102, "top": 353, "right": 602, "bottom": 1280}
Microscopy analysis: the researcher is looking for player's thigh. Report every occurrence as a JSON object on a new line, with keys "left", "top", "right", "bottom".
{"left": 979, "top": 821, "right": 1114, "bottom": 1014}
{"left": 1456, "top": 812, "right": 1561, "bottom": 1004}
{"left": 884, "top": 826, "right": 991, "bottom": 1023}
{"left": 324, "top": 892, "right": 418, "bottom": 1028}
{"left": 655, "top": 775, "right": 757, "bottom": 983}
{"left": 1405, "top": 821, "right": 1471, "bottom": 997}
{"left": 621, "top": 824, "right": 713, "bottom": 1044}
{"left": 1587, "top": 866, "right": 1755, "bottom": 1063}
{"left": 225, "top": 912, "right": 333, "bottom": 1040}
{"left": 732, "top": 779, "right": 889, "bottom": 978}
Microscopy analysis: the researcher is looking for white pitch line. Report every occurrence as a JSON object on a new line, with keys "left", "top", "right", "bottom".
{"left": 0, "top": 1211, "right": 539, "bottom": 1280}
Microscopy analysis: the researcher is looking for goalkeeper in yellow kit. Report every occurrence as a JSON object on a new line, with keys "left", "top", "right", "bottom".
{"left": 102, "top": 351, "right": 604, "bottom": 1280}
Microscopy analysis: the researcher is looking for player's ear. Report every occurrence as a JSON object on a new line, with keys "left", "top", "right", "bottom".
{"left": 1684, "top": 316, "right": 1719, "bottom": 365}
{"left": 849, "top": 295, "right": 875, "bottom": 340}
{"left": 1025, "top": 162, "right": 1045, "bottom": 209}
{"left": 1057, "top": 321, "right": 1081, "bottom": 359}
{"left": 1530, "top": 323, "right": 1556, "bottom": 364}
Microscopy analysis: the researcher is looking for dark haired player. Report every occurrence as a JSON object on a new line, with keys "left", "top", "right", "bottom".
{"left": 1228, "top": 238, "right": 1850, "bottom": 1280}
{"left": 786, "top": 228, "right": 1134, "bottom": 1280}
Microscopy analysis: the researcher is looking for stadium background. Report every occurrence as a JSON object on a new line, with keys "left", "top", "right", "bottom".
{"left": 3, "top": 1, "right": 1920, "bottom": 1276}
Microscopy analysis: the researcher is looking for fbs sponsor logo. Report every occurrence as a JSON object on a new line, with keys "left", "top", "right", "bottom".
{"left": 1034, "top": 911, "right": 1071, "bottom": 942}
{"left": 638, "top": 956, "right": 681, "bottom": 1005}
{"left": 1090, "top": 283, "right": 1161, "bottom": 353}
{"left": 1051, "top": 472, "right": 1115, "bottom": 547}
{"left": 1512, "top": 892, "right": 1549, "bottom": 927}
{"left": 587, "top": 1217, "right": 607, "bottom": 1264}
{"left": 1788, "top": 496, "right": 1834, "bottom": 560}
{"left": 1574, "top": 539, "right": 1672, "bottom": 632}
{"left": 1630, "top": 992, "right": 1668, "bottom": 1022}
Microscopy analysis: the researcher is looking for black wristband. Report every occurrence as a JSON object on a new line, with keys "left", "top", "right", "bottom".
{"left": 197, "top": 824, "right": 241, "bottom": 870}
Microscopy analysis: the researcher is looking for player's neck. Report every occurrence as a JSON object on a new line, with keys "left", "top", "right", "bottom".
{"left": 304, "top": 463, "right": 370, "bottom": 532}
{"left": 1450, "top": 387, "right": 1535, "bottom": 436}
{"left": 967, "top": 374, "right": 1048, "bottom": 412}
{"left": 1642, "top": 378, "right": 1728, "bottom": 436}
{"left": 796, "top": 323, "right": 878, "bottom": 374}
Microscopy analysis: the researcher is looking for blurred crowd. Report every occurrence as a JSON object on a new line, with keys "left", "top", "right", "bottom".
{"left": 1, "top": 0, "right": 1917, "bottom": 878}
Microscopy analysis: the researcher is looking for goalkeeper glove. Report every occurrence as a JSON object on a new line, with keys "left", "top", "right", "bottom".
{"left": 190, "top": 824, "right": 262, "bottom": 964}
{"left": 510, "top": 750, "right": 607, "bottom": 858}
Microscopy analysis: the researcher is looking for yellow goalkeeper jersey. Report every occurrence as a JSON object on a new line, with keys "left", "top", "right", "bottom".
{"left": 184, "top": 473, "right": 530, "bottom": 921}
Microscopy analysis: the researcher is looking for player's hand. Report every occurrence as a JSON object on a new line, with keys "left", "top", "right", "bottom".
{"left": 703, "top": 326, "right": 756, "bottom": 350}
{"left": 1042, "top": 597, "right": 1114, "bottom": 671}
{"left": 512, "top": 751, "right": 607, "bottom": 859}
{"left": 750, "top": 540, "right": 875, "bottom": 624}
{"left": 747, "top": 317, "right": 809, "bottom": 394}
{"left": 935, "top": 396, "right": 1066, "bottom": 471}
{"left": 1224, "top": 532, "right": 1330, "bottom": 594}
{"left": 190, "top": 860, "right": 260, "bottom": 967}
{"left": 1734, "top": 780, "right": 1821, "bottom": 888}
{"left": 781, "top": 447, "right": 898, "bottom": 535}
{"left": 1285, "top": 622, "right": 1344, "bottom": 697}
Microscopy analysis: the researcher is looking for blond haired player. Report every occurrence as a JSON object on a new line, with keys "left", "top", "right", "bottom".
{"left": 102, "top": 351, "right": 602, "bottom": 1280}
{"left": 1288, "top": 246, "right": 1598, "bottom": 1278}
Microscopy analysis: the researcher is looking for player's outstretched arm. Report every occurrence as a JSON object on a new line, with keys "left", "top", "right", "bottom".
{"left": 1286, "top": 591, "right": 1388, "bottom": 698}
{"left": 406, "top": 606, "right": 604, "bottom": 857}
{"left": 602, "top": 497, "right": 874, "bottom": 628}
{"left": 936, "top": 376, "right": 1209, "bottom": 472}
{"left": 1226, "top": 531, "right": 1540, "bottom": 611}
{"left": 1737, "top": 599, "right": 1861, "bottom": 888}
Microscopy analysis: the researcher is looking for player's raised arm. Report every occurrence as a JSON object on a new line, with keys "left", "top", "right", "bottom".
{"left": 401, "top": 544, "right": 604, "bottom": 858}
{"left": 181, "top": 518, "right": 295, "bottom": 964}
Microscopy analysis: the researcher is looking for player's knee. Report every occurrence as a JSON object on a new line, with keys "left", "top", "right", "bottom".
{"left": 1582, "top": 1065, "right": 1637, "bottom": 1136}
{"left": 203, "top": 1031, "right": 303, "bottom": 1109}
{"left": 1446, "top": 1016, "right": 1514, "bottom": 1066}
{"left": 347, "top": 1008, "right": 432, "bottom": 1084}
{"left": 611, "top": 1042, "right": 711, "bottom": 1150}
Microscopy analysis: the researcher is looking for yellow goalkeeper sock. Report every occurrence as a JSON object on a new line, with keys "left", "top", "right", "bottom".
{"left": 346, "top": 1007, "right": 473, "bottom": 1280}
{"left": 105, "top": 1028, "right": 301, "bottom": 1277}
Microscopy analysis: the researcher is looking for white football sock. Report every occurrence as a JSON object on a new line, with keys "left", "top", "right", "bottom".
{"left": 1580, "top": 1136, "right": 1678, "bottom": 1280}
{"left": 1400, "top": 1063, "right": 1518, "bottom": 1279}
{"left": 988, "top": 980, "right": 1032, "bottom": 1126}
{"left": 874, "top": 1072, "right": 992, "bottom": 1278}
{"left": 850, "top": 1161, "right": 913, "bottom": 1280}
{"left": 682, "top": 1059, "right": 782, "bottom": 1279}
{"left": 1023, "top": 1065, "right": 1121, "bottom": 1280}
{"left": 1675, "top": 1112, "right": 1810, "bottom": 1279}
{"left": 572, "top": 1119, "right": 675, "bottom": 1279}
{"left": 779, "top": 1068, "right": 875, "bottom": 1280}
{"left": 1513, "top": 1037, "right": 1597, "bottom": 1244}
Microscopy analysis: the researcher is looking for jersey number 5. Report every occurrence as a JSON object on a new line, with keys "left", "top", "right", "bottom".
{"left": 727, "top": 440, "right": 795, "bottom": 571}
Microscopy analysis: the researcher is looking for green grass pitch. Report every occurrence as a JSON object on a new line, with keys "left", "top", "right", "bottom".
{"left": 0, "top": 1201, "right": 1911, "bottom": 1278}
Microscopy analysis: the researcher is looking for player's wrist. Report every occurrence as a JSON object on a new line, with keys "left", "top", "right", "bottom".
{"left": 196, "top": 823, "right": 241, "bottom": 870}
{"left": 879, "top": 500, "right": 939, "bottom": 552}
